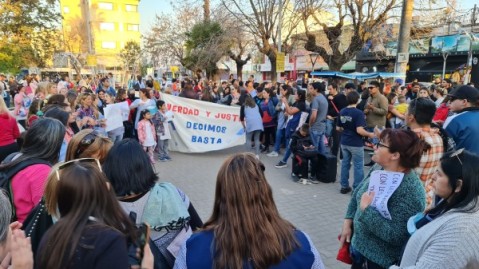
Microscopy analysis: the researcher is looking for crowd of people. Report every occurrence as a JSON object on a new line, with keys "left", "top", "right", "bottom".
{"left": 0, "top": 70, "right": 479, "bottom": 269}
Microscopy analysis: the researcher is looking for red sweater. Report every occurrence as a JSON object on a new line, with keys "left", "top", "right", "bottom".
{"left": 0, "top": 112, "right": 20, "bottom": 146}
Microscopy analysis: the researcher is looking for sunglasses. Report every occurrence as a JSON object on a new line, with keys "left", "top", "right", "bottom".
{"left": 55, "top": 158, "right": 102, "bottom": 181}
{"left": 450, "top": 148, "right": 464, "bottom": 165}
{"left": 75, "top": 131, "right": 99, "bottom": 158}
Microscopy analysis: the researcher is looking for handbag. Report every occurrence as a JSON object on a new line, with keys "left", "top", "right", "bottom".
{"left": 22, "top": 198, "right": 54, "bottom": 256}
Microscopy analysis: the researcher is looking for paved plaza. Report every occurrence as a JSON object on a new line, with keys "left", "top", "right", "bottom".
{"left": 154, "top": 145, "right": 367, "bottom": 269}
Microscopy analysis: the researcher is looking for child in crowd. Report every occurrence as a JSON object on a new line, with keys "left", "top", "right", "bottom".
{"left": 290, "top": 124, "right": 318, "bottom": 184}
{"left": 155, "top": 100, "right": 172, "bottom": 161}
{"left": 27, "top": 98, "right": 43, "bottom": 128}
{"left": 418, "top": 87, "right": 431, "bottom": 99}
{"left": 386, "top": 93, "right": 398, "bottom": 128}
{"left": 394, "top": 95, "right": 408, "bottom": 128}
{"left": 138, "top": 110, "right": 157, "bottom": 163}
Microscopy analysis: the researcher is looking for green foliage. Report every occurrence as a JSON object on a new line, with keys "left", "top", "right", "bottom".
{"left": 183, "top": 21, "right": 230, "bottom": 78}
{"left": 119, "top": 41, "right": 142, "bottom": 71}
{"left": 0, "top": 0, "right": 61, "bottom": 72}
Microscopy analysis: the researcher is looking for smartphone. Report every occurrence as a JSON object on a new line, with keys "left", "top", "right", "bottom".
{"left": 136, "top": 223, "right": 150, "bottom": 259}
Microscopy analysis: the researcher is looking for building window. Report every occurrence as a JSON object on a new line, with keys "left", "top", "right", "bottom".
{"left": 98, "top": 2, "right": 113, "bottom": 10}
{"left": 127, "top": 24, "right": 139, "bottom": 31}
{"left": 99, "top": 22, "right": 115, "bottom": 31}
{"left": 102, "top": 41, "right": 116, "bottom": 49}
{"left": 125, "top": 5, "right": 137, "bottom": 12}
{"left": 63, "top": 6, "right": 70, "bottom": 13}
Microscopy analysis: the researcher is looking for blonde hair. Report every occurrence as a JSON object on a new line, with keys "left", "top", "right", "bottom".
{"left": 0, "top": 97, "right": 9, "bottom": 114}
{"left": 65, "top": 130, "right": 113, "bottom": 163}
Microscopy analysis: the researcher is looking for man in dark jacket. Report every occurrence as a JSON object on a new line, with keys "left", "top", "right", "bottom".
{"left": 290, "top": 124, "right": 319, "bottom": 184}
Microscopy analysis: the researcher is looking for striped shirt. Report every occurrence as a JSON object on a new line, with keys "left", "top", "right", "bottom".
{"left": 412, "top": 127, "right": 444, "bottom": 208}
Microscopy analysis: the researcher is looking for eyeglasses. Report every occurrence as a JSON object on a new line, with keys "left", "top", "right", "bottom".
{"left": 55, "top": 158, "right": 102, "bottom": 181}
{"left": 374, "top": 141, "right": 390, "bottom": 149}
{"left": 75, "top": 131, "right": 99, "bottom": 158}
{"left": 450, "top": 148, "right": 464, "bottom": 165}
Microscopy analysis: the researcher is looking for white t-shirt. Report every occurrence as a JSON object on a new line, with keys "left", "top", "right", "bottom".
{"left": 143, "top": 121, "right": 156, "bottom": 147}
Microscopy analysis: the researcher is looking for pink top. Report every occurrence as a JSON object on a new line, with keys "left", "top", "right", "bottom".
{"left": 12, "top": 164, "right": 51, "bottom": 223}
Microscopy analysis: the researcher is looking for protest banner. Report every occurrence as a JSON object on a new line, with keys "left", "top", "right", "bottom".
{"left": 162, "top": 95, "right": 246, "bottom": 153}
{"left": 104, "top": 101, "right": 129, "bottom": 132}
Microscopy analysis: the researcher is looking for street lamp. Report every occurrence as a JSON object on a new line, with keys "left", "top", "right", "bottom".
{"left": 441, "top": 40, "right": 449, "bottom": 80}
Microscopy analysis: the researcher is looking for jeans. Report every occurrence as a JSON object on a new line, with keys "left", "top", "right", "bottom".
{"left": 366, "top": 127, "right": 380, "bottom": 144}
{"left": 340, "top": 145, "right": 364, "bottom": 189}
{"left": 310, "top": 129, "right": 326, "bottom": 156}
{"left": 3, "top": 94, "right": 10, "bottom": 108}
{"left": 326, "top": 119, "right": 334, "bottom": 138}
{"left": 246, "top": 130, "right": 261, "bottom": 155}
{"left": 281, "top": 138, "right": 292, "bottom": 163}
{"left": 109, "top": 134, "right": 123, "bottom": 144}
{"left": 273, "top": 128, "right": 285, "bottom": 152}
{"left": 158, "top": 139, "right": 170, "bottom": 158}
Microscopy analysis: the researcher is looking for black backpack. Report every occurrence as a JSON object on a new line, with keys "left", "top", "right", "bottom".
{"left": 0, "top": 156, "right": 51, "bottom": 221}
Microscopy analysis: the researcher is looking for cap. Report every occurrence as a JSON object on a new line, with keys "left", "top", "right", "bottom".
{"left": 394, "top": 78, "right": 404, "bottom": 85}
{"left": 0, "top": 73, "right": 5, "bottom": 77}
{"left": 448, "top": 85, "right": 479, "bottom": 102}
{"left": 344, "top": 83, "right": 356, "bottom": 90}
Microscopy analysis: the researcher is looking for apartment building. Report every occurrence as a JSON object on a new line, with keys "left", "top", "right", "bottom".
{"left": 60, "top": 0, "right": 141, "bottom": 71}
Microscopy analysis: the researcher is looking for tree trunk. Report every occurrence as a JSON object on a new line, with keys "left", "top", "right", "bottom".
{"left": 236, "top": 62, "right": 244, "bottom": 80}
{"left": 268, "top": 53, "right": 277, "bottom": 83}
{"left": 203, "top": 0, "right": 210, "bottom": 22}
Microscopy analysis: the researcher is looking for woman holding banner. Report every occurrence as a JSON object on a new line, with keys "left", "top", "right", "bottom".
{"left": 339, "top": 129, "right": 429, "bottom": 269}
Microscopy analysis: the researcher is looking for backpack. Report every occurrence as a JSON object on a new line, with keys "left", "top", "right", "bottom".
{"left": 0, "top": 155, "right": 51, "bottom": 221}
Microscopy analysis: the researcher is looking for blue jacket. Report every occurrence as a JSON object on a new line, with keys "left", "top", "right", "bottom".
{"left": 444, "top": 107, "right": 479, "bottom": 155}
{"left": 174, "top": 230, "right": 325, "bottom": 269}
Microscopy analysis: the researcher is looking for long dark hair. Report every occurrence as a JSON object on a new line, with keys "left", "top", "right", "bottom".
{"left": 0, "top": 118, "right": 65, "bottom": 168}
{"left": 39, "top": 161, "right": 136, "bottom": 269}
{"left": 428, "top": 150, "right": 479, "bottom": 215}
{"left": 203, "top": 153, "right": 298, "bottom": 269}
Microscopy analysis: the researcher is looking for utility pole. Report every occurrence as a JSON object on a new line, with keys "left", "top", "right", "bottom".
{"left": 394, "top": 0, "right": 413, "bottom": 82}
{"left": 277, "top": 0, "right": 283, "bottom": 82}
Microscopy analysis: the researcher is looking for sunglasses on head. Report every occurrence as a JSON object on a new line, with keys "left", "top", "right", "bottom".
{"left": 55, "top": 158, "right": 102, "bottom": 181}
{"left": 450, "top": 148, "right": 464, "bottom": 166}
{"left": 75, "top": 131, "right": 99, "bottom": 158}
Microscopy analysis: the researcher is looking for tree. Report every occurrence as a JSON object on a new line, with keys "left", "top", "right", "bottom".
{"left": 119, "top": 41, "right": 142, "bottom": 77}
{"left": 143, "top": 0, "right": 202, "bottom": 68}
{"left": 296, "top": 0, "right": 398, "bottom": 71}
{"left": 220, "top": 0, "right": 302, "bottom": 82}
{"left": 0, "top": 0, "right": 61, "bottom": 72}
{"left": 184, "top": 21, "right": 231, "bottom": 79}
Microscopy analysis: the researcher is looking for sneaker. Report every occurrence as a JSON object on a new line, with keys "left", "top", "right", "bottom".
{"left": 275, "top": 161, "right": 287, "bottom": 168}
{"left": 267, "top": 151, "right": 279, "bottom": 157}
{"left": 291, "top": 173, "right": 300, "bottom": 182}
{"left": 164, "top": 156, "right": 172, "bottom": 161}
{"left": 309, "top": 178, "right": 320, "bottom": 184}
{"left": 340, "top": 187, "right": 352, "bottom": 194}
{"left": 298, "top": 178, "right": 311, "bottom": 185}
{"left": 159, "top": 157, "right": 168, "bottom": 162}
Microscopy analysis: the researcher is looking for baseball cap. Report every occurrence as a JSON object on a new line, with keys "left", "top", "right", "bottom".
{"left": 344, "top": 83, "right": 356, "bottom": 90}
{"left": 394, "top": 78, "right": 404, "bottom": 85}
{"left": 448, "top": 85, "right": 479, "bottom": 102}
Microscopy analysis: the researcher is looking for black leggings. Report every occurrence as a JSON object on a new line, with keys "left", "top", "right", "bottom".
{"left": 262, "top": 126, "right": 276, "bottom": 149}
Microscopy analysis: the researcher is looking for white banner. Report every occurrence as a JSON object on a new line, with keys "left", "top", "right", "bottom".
{"left": 104, "top": 101, "right": 130, "bottom": 132}
{"left": 162, "top": 95, "right": 246, "bottom": 153}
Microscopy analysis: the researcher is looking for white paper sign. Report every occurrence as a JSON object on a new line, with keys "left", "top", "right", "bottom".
{"left": 104, "top": 102, "right": 129, "bottom": 132}
{"left": 162, "top": 94, "right": 245, "bottom": 153}
{"left": 367, "top": 170, "right": 405, "bottom": 220}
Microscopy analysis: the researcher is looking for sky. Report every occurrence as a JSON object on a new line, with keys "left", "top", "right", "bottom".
{"left": 138, "top": 0, "right": 173, "bottom": 33}
{"left": 137, "top": 1, "right": 478, "bottom": 34}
